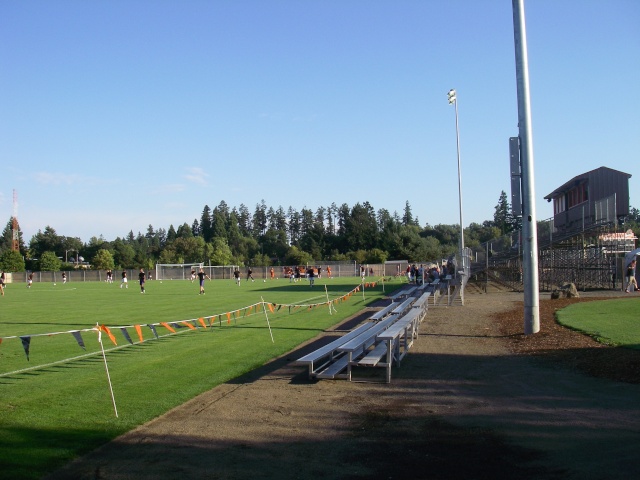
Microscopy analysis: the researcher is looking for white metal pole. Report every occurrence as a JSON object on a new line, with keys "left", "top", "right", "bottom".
{"left": 454, "top": 98, "right": 465, "bottom": 259}
{"left": 513, "top": 0, "right": 540, "bottom": 334}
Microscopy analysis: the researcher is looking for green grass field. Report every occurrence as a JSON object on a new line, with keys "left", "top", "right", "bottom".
{"left": 556, "top": 297, "right": 640, "bottom": 349}
{"left": 0, "top": 276, "right": 398, "bottom": 480}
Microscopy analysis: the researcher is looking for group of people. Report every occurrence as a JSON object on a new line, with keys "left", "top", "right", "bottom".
{"left": 231, "top": 267, "right": 256, "bottom": 286}
{"left": 405, "top": 262, "right": 455, "bottom": 286}
{"left": 282, "top": 266, "right": 329, "bottom": 283}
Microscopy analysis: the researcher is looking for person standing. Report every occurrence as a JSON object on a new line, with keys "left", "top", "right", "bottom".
{"left": 0, "top": 271, "right": 5, "bottom": 296}
{"left": 27, "top": 272, "right": 33, "bottom": 288}
{"left": 139, "top": 268, "right": 146, "bottom": 293}
{"left": 270, "top": 267, "right": 275, "bottom": 280}
{"left": 62, "top": 272, "right": 67, "bottom": 284}
{"left": 234, "top": 268, "right": 241, "bottom": 286}
{"left": 625, "top": 259, "right": 638, "bottom": 293}
{"left": 197, "top": 268, "right": 210, "bottom": 294}
{"left": 307, "top": 266, "right": 315, "bottom": 288}
{"left": 120, "top": 270, "right": 128, "bottom": 288}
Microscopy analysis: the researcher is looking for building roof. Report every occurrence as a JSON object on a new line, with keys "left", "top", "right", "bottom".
{"left": 544, "top": 166, "right": 632, "bottom": 201}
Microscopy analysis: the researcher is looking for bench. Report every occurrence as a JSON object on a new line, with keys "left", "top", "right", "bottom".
{"left": 388, "top": 285, "right": 417, "bottom": 301}
{"left": 376, "top": 308, "right": 423, "bottom": 382}
{"left": 370, "top": 302, "right": 398, "bottom": 321}
{"left": 412, "top": 291, "right": 431, "bottom": 310}
{"left": 388, "top": 290, "right": 405, "bottom": 301}
{"left": 295, "top": 322, "right": 374, "bottom": 379}
{"left": 391, "top": 297, "right": 415, "bottom": 316}
{"left": 357, "top": 342, "right": 388, "bottom": 367}
{"left": 332, "top": 314, "right": 400, "bottom": 380}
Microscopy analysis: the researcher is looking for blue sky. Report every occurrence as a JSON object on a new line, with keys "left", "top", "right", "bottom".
{"left": 1, "top": 0, "right": 639, "bottom": 244}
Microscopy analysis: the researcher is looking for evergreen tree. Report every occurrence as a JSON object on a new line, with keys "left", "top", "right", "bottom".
{"left": 402, "top": 200, "right": 413, "bottom": 226}
{"left": 337, "top": 203, "right": 350, "bottom": 237}
{"left": 212, "top": 210, "right": 228, "bottom": 239}
{"left": 252, "top": 200, "right": 268, "bottom": 237}
{"left": 299, "top": 208, "right": 314, "bottom": 237}
{"left": 287, "top": 207, "right": 300, "bottom": 244}
{"left": 176, "top": 223, "right": 193, "bottom": 238}
{"left": 200, "top": 205, "right": 214, "bottom": 242}
{"left": 237, "top": 204, "right": 252, "bottom": 236}
{"left": 216, "top": 200, "right": 230, "bottom": 222}
{"left": 227, "top": 211, "right": 243, "bottom": 257}
{"left": 493, "top": 190, "right": 513, "bottom": 235}
{"left": 29, "top": 226, "right": 62, "bottom": 260}
{"left": 326, "top": 203, "right": 337, "bottom": 235}
{"left": 191, "top": 219, "right": 201, "bottom": 237}
{"left": 166, "top": 225, "right": 177, "bottom": 243}
{"left": 344, "top": 202, "right": 378, "bottom": 251}
{"left": 274, "top": 206, "right": 287, "bottom": 232}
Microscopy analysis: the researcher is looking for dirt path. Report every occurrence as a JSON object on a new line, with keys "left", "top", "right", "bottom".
{"left": 47, "top": 292, "right": 640, "bottom": 480}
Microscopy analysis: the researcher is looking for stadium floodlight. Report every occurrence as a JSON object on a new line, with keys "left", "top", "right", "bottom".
{"left": 447, "top": 89, "right": 457, "bottom": 105}
{"left": 447, "top": 88, "right": 465, "bottom": 264}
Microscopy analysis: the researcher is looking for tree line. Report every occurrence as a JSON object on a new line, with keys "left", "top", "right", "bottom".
{"left": 1, "top": 193, "right": 638, "bottom": 273}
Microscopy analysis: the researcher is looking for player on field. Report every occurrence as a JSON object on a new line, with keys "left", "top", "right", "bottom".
{"left": 197, "top": 268, "right": 210, "bottom": 294}
{"left": 139, "top": 268, "right": 146, "bottom": 293}
{"left": 120, "top": 270, "right": 128, "bottom": 288}
{"left": 234, "top": 268, "right": 241, "bottom": 286}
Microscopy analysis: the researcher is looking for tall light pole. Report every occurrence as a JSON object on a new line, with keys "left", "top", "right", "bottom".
{"left": 448, "top": 89, "right": 465, "bottom": 263}
{"left": 512, "top": 0, "right": 539, "bottom": 334}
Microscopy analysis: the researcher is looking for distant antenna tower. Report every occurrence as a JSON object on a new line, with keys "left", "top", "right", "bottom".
{"left": 12, "top": 189, "right": 19, "bottom": 251}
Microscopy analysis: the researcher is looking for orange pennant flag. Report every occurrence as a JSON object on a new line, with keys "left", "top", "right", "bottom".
{"left": 198, "top": 317, "right": 207, "bottom": 329}
{"left": 100, "top": 325, "right": 118, "bottom": 345}
{"left": 161, "top": 322, "right": 176, "bottom": 333}
{"left": 134, "top": 324, "right": 144, "bottom": 342}
{"left": 267, "top": 303, "right": 274, "bottom": 313}
{"left": 226, "top": 312, "right": 231, "bottom": 324}
{"left": 180, "top": 321, "right": 197, "bottom": 330}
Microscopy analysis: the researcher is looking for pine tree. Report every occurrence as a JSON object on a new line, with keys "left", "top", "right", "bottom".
{"left": 493, "top": 191, "right": 513, "bottom": 235}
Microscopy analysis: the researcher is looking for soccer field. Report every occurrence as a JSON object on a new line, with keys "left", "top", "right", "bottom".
{"left": 0, "top": 276, "right": 397, "bottom": 479}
